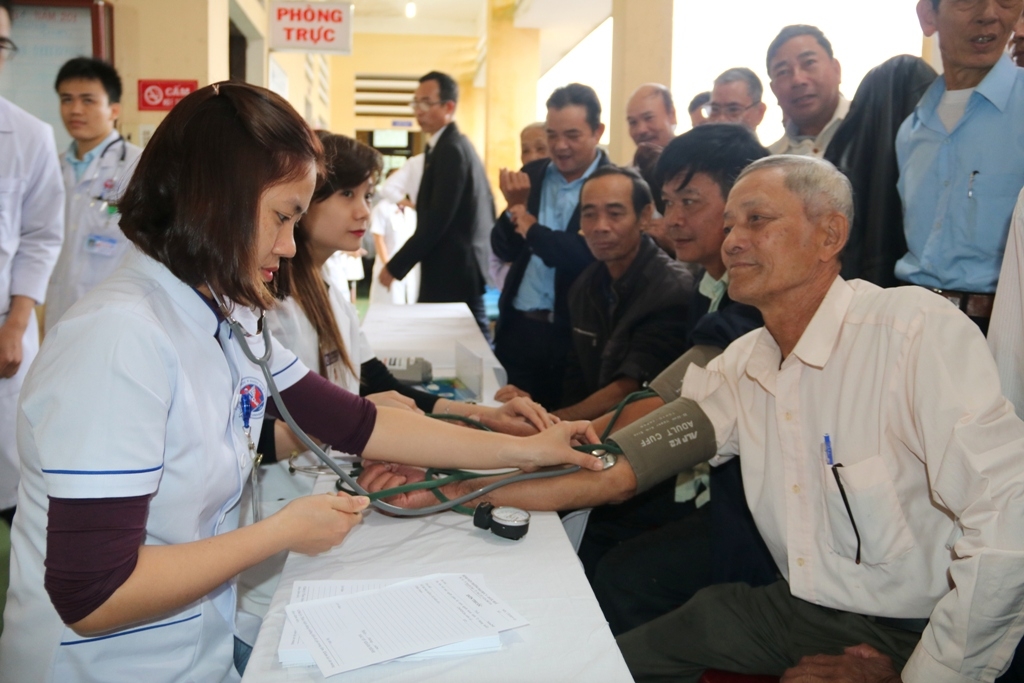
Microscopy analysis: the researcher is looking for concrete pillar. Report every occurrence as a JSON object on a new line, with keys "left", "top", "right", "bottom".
{"left": 485, "top": 0, "right": 540, "bottom": 192}
{"left": 108, "top": 0, "right": 232, "bottom": 143}
{"left": 609, "top": 0, "right": 673, "bottom": 165}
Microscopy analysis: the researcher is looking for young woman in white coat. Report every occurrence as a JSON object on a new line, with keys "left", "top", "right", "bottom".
{"left": 0, "top": 82, "right": 601, "bottom": 683}
{"left": 240, "top": 132, "right": 557, "bottom": 617}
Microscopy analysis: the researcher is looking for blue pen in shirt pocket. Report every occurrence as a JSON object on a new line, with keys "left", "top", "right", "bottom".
{"left": 823, "top": 433, "right": 861, "bottom": 564}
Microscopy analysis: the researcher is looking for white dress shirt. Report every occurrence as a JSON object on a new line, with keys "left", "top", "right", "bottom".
{"left": 769, "top": 96, "right": 851, "bottom": 158}
{"left": 988, "top": 188, "right": 1024, "bottom": 418}
{"left": 683, "top": 277, "right": 1024, "bottom": 683}
{"left": 378, "top": 153, "right": 425, "bottom": 205}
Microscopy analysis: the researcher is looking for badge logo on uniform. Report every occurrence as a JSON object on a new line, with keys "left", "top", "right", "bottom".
{"left": 238, "top": 379, "right": 267, "bottom": 419}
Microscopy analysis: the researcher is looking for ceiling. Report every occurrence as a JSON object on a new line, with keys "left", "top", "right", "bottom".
{"left": 350, "top": 0, "right": 613, "bottom": 75}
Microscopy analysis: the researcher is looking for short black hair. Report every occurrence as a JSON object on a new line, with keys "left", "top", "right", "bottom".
{"left": 655, "top": 123, "right": 770, "bottom": 202}
{"left": 714, "top": 67, "right": 763, "bottom": 103}
{"left": 419, "top": 71, "right": 458, "bottom": 104}
{"left": 55, "top": 57, "right": 123, "bottom": 103}
{"left": 687, "top": 91, "right": 711, "bottom": 114}
{"left": 581, "top": 164, "right": 653, "bottom": 217}
{"left": 547, "top": 83, "right": 602, "bottom": 132}
{"left": 766, "top": 25, "right": 834, "bottom": 72}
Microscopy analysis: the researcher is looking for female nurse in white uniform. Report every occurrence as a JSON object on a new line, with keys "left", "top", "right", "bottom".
{"left": 0, "top": 82, "right": 601, "bottom": 683}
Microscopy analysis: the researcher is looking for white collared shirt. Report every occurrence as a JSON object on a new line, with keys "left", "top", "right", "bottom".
{"left": 682, "top": 276, "right": 1024, "bottom": 683}
{"left": 769, "top": 96, "right": 851, "bottom": 158}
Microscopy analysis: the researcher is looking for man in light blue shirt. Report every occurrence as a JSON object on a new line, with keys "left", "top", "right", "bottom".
{"left": 491, "top": 84, "right": 609, "bottom": 409}
{"left": 896, "top": 0, "right": 1024, "bottom": 333}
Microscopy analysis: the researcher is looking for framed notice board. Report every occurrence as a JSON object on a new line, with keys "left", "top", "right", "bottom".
{"left": 0, "top": 0, "right": 113, "bottom": 151}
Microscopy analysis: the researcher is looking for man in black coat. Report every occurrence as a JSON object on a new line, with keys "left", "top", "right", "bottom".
{"left": 381, "top": 71, "right": 495, "bottom": 339}
{"left": 492, "top": 83, "right": 610, "bottom": 409}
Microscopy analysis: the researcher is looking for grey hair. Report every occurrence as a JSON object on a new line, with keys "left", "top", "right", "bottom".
{"left": 736, "top": 155, "right": 854, "bottom": 226}
{"left": 522, "top": 121, "right": 546, "bottom": 133}
{"left": 714, "top": 67, "right": 764, "bottom": 104}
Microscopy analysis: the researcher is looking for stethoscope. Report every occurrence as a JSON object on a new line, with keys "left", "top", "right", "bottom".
{"left": 224, "top": 312, "right": 626, "bottom": 521}
{"left": 76, "top": 134, "right": 129, "bottom": 210}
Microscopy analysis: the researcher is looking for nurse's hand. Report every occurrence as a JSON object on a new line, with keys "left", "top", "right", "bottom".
{"left": 367, "top": 391, "right": 423, "bottom": 414}
{"left": 471, "top": 397, "right": 557, "bottom": 436}
{"left": 494, "top": 383, "right": 532, "bottom": 403}
{"left": 514, "top": 420, "right": 603, "bottom": 472}
{"left": 0, "top": 319, "right": 24, "bottom": 379}
{"left": 276, "top": 493, "right": 370, "bottom": 555}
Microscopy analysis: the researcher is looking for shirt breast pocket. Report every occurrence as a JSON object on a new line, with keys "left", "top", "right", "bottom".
{"left": 822, "top": 455, "right": 914, "bottom": 566}
{"left": 968, "top": 172, "right": 1024, "bottom": 244}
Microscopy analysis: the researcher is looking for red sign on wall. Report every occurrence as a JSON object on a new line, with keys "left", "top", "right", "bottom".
{"left": 138, "top": 80, "right": 198, "bottom": 111}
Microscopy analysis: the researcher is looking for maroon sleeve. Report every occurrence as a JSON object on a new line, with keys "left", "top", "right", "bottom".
{"left": 266, "top": 370, "right": 378, "bottom": 456}
{"left": 44, "top": 495, "right": 150, "bottom": 624}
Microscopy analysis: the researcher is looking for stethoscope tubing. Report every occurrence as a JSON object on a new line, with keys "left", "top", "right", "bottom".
{"left": 228, "top": 318, "right": 581, "bottom": 517}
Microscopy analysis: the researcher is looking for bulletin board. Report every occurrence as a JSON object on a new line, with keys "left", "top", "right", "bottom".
{"left": 0, "top": 0, "right": 113, "bottom": 152}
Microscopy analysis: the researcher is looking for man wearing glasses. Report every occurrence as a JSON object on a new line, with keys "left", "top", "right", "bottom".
{"left": 380, "top": 70, "right": 495, "bottom": 341}
{"left": 703, "top": 67, "right": 767, "bottom": 135}
{"left": 766, "top": 25, "right": 850, "bottom": 158}
{"left": 0, "top": 0, "right": 65, "bottom": 527}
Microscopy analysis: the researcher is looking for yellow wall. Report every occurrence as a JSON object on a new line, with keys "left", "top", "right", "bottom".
{"left": 107, "top": 0, "right": 232, "bottom": 144}
{"left": 329, "top": 33, "right": 485, "bottom": 153}
{"left": 485, "top": 0, "right": 539, "bottom": 191}
{"left": 609, "top": 0, "right": 673, "bottom": 165}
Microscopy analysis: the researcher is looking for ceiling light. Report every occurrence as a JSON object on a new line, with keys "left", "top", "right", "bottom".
{"left": 405, "top": 2, "right": 416, "bottom": 18}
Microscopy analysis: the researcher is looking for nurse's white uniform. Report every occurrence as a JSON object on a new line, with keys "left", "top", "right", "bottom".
{"left": 0, "top": 95, "right": 65, "bottom": 512}
{"left": 0, "top": 248, "right": 308, "bottom": 683}
{"left": 238, "top": 256, "right": 373, "bottom": 617}
{"left": 44, "top": 130, "right": 142, "bottom": 331}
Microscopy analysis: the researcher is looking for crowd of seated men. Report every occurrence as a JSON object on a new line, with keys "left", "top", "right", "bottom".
{"left": 361, "top": 3, "right": 1024, "bottom": 682}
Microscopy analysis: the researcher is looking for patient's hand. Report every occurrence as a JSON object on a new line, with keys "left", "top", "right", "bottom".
{"left": 781, "top": 644, "right": 901, "bottom": 683}
{"left": 495, "top": 384, "right": 532, "bottom": 403}
{"left": 357, "top": 461, "right": 441, "bottom": 509}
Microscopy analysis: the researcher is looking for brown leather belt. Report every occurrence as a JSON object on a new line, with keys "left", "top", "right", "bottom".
{"left": 930, "top": 288, "right": 995, "bottom": 318}
{"left": 519, "top": 309, "right": 553, "bottom": 323}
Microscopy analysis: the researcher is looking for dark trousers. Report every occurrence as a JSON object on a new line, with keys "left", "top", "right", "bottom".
{"left": 590, "top": 459, "right": 778, "bottom": 635}
{"left": 493, "top": 310, "right": 568, "bottom": 410}
{"left": 464, "top": 293, "right": 492, "bottom": 346}
{"left": 617, "top": 580, "right": 923, "bottom": 683}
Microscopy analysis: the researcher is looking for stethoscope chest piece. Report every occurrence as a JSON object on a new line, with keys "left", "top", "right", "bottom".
{"left": 473, "top": 502, "right": 530, "bottom": 541}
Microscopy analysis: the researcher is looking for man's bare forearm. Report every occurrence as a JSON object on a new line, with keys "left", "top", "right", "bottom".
{"left": 554, "top": 377, "right": 641, "bottom": 422}
{"left": 444, "top": 458, "right": 638, "bottom": 512}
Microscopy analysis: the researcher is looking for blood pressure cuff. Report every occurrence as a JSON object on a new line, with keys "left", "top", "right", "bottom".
{"left": 647, "top": 345, "right": 723, "bottom": 403}
{"left": 607, "top": 397, "right": 717, "bottom": 494}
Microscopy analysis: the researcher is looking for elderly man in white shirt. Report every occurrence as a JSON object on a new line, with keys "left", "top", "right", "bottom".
{"left": 610, "top": 155, "right": 1024, "bottom": 683}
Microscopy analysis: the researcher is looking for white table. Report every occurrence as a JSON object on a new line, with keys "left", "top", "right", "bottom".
{"left": 242, "top": 478, "right": 633, "bottom": 682}
{"left": 241, "top": 302, "right": 631, "bottom": 682}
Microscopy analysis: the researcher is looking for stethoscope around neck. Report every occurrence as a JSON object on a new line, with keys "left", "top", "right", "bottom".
{"left": 77, "top": 134, "right": 128, "bottom": 207}
{"left": 223, "top": 310, "right": 588, "bottom": 518}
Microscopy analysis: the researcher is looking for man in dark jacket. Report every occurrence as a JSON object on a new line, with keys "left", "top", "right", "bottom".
{"left": 381, "top": 71, "right": 495, "bottom": 339}
{"left": 492, "top": 83, "right": 609, "bottom": 409}
{"left": 556, "top": 166, "right": 694, "bottom": 421}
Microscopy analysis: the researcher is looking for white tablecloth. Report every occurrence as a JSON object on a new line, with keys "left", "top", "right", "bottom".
{"left": 241, "top": 303, "right": 631, "bottom": 682}
{"left": 241, "top": 477, "right": 633, "bottom": 682}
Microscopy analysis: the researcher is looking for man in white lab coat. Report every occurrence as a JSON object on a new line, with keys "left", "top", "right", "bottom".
{"left": 45, "top": 57, "right": 141, "bottom": 330}
{"left": 0, "top": 0, "right": 65, "bottom": 524}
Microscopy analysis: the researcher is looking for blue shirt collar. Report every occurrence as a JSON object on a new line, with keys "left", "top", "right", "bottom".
{"left": 63, "top": 129, "right": 120, "bottom": 181}
{"left": 918, "top": 54, "right": 1018, "bottom": 121}
{"left": 544, "top": 150, "right": 603, "bottom": 187}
